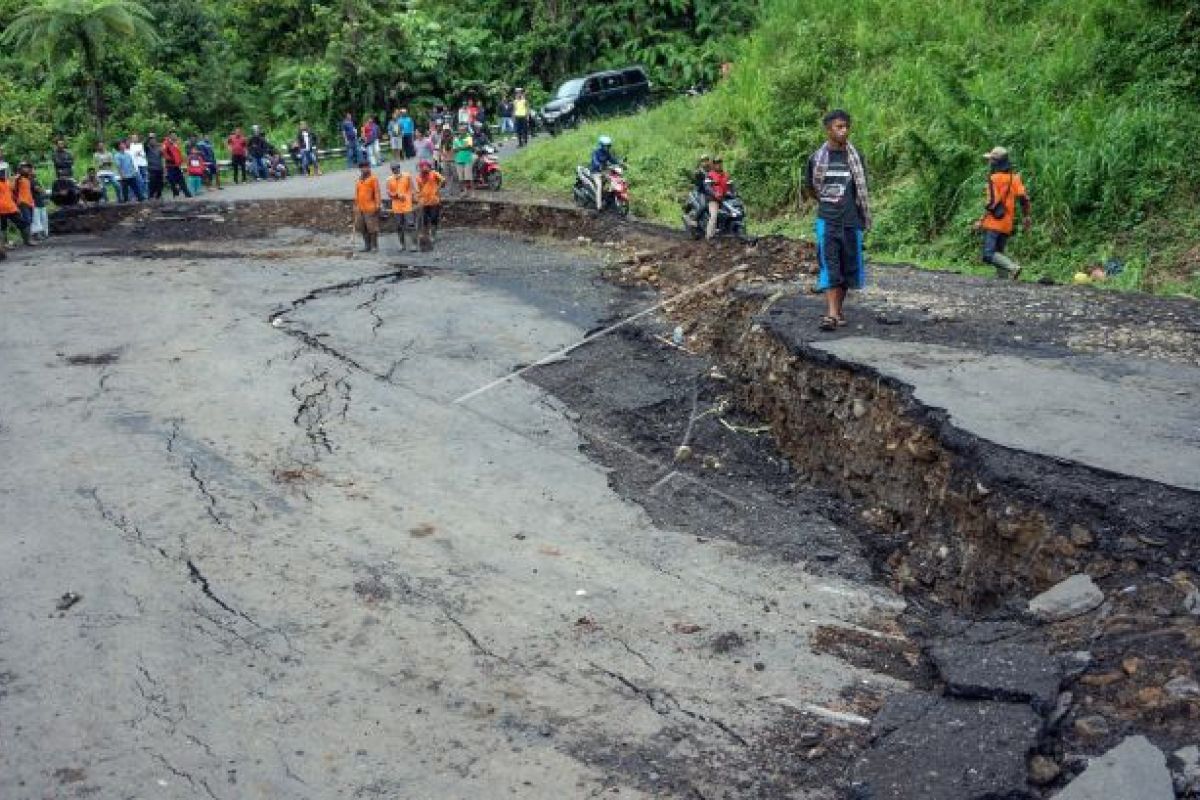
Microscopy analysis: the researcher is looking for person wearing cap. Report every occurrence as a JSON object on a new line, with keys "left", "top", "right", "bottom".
{"left": 974, "top": 146, "right": 1031, "bottom": 280}
{"left": 513, "top": 88, "right": 530, "bottom": 147}
{"left": 803, "top": 109, "right": 872, "bottom": 331}
{"left": 386, "top": 163, "right": 418, "bottom": 251}
{"left": 353, "top": 160, "right": 382, "bottom": 252}
{"left": 416, "top": 160, "right": 445, "bottom": 247}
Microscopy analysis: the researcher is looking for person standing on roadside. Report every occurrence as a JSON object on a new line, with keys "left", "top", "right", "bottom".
{"left": 386, "top": 162, "right": 417, "bottom": 251}
{"left": 388, "top": 110, "right": 403, "bottom": 158}
{"left": 297, "top": 122, "right": 320, "bottom": 176}
{"left": 14, "top": 162, "right": 37, "bottom": 230}
{"left": 129, "top": 133, "right": 148, "bottom": 198}
{"left": 248, "top": 125, "right": 269, "bottom": 180}
{"left": 513, "top": 88, "right": 530, "bottom": 147}
{"left": 93, "top": 140, "right": 121, "bottom": 202}
{"left": 144, "top": 132, "right": 164, "bottom": 199}
{"left": 163, "top": 133, "right": 190, "bottom": 197}
{"left": 399, "top": 108, "right": 416, "bottom": 159}
{"left": 974, "top": 146, "right": 1032, "bottom": 280}
{"left": 499, "top": 95, "right": 514, "bottom": 136}
{"left": 51, "top": 138, "right": 74, "bottom": 178}
{"left": 227, "top": 127, "right": 248, "bottom": 184}
{"left": 803, "top": 109, "right": 871, "bottom": 331}
{"left": 185, "top": 145, "right": 206, "bottom": 196}
{"left": 198, "top": 133, "right": 220, "bottom": 190}
{"left": 416, "top": 159, "right": 444, "bottom": 247}
{"left": 114, "top": 140, "right": 145, "bottom": 202}
{"left": 353, "top": 159, "right": 382, "bottom": 252}
{"left": 452, "top": 124, "right": 474, "bottom": 192}
{"left": 342, "top": 112, "right": 360, "bottom": 167}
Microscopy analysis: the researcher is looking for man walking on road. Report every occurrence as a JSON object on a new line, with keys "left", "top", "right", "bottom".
{"left": 145, "top": 133, "right": 164, "bottom": 200}
{"left": 975, "top": 146, "right": 1032, "bottom": 280}
{"left": 353, "top": 160, "right": 381, "bottom": 252}
{"left": 297, "top": 122, "right": 320, "bottom": 176}
{"left": 803, "top": 109, "right": 871, "bottom": 331}
{"left": 163, "top": 132, "right": 191, "bottom": 198}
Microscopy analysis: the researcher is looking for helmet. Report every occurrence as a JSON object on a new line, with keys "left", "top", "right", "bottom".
{"left": 419, "top": 160, "right": 432, "bottom": 170}
{"left": 358, "top": 159, "right": 370, "bottom": 167}
{"left": 598, "top": 135, "right": 612, "bottom": 147}
{"left": 390, "top": 162, "right": 403, "bottom": 171}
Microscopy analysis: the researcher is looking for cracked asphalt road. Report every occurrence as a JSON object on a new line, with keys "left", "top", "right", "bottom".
{"left": 0, "top": 220, "right": 902, "bottom": 799}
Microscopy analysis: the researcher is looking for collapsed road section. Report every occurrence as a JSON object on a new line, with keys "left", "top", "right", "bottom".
{"left": 4, "top": 196, "right": 1198, "bottom": 800}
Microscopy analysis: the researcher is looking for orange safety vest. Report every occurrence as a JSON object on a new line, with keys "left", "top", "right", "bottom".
{"left": 981, "top": 172, "right": 1027, "bottom": 236}
{"left": 355, "top": 174, "right": 381, "bottom": 213}
{"left": 0, "top": 179, "right": 18, "bottom": 215}
{"left": 15, "top": 175, "right": 35, "bottom": 207}
{"left": 417, "top": 171, "right": 443, "bottom": 206}
{"left": 387, "top": 173, "right": 415, "bottom": 213}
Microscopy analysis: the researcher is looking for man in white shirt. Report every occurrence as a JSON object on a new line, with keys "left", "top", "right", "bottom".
{"left": 128, "top": 133, "right": 148, "bottom": 199}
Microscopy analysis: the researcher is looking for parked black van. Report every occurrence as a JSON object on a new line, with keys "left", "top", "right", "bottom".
{"left": 541, "top": 66, "right": 651, "bottom": 132}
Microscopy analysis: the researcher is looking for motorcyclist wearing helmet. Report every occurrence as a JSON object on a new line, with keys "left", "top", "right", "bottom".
{"left": 589, "top": 135, "right": 621, "bottom": 210}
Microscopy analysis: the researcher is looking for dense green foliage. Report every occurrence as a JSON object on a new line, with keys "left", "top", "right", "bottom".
{"left": 510, "top": 0, "right": 1200, "bottom": 293}
{"left": 0, "top": 0, "right": 752, "bottom": 158}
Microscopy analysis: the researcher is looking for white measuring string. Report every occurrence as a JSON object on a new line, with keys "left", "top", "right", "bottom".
{"left": 452, "top": 263, "right": 748, "bottom": 405}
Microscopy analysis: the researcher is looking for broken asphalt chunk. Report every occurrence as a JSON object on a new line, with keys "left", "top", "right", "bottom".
{"left": 1053, "top": 735, "right": 1173, "bottom": 800}
{"left": 927, "top": 640, "right": 1063, "bottom": 713}
{"left": 1028, "top": 574, "right": 1104, "bottom": 622}
{"left": 851, "top": 692, "right": 1041, "bottom": 800}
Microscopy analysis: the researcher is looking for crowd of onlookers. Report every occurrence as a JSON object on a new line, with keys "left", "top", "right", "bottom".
{"left": 0, "top": 91, "right": 534, "bottom": 255}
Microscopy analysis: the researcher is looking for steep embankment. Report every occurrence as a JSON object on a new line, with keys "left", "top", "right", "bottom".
{"left": 508, "top": 0, "right": 1200, "bottom": 295}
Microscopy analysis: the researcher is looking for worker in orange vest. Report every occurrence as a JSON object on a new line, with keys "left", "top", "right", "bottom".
{"left": 353, "top": 159, "right": 382, "bottom": 252}
{"left": 416, "top": 160, "right": 445, "bottom": 248}
{"left": 0, "top": 163, "right": 33, "bottom": 254}
{"left": 386, "top": 162, "right": 417, "bottom": 251}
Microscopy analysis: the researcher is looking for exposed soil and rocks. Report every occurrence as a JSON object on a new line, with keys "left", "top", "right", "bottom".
{"left": 24, "top": 196, "right": 1200, "bottom": 798}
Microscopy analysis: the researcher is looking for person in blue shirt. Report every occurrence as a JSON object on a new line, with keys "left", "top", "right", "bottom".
{"left": 588, "top": 135, "right": 621, "bottom": 210}
{"left": 400, "top": 108, "right": 416, "bottom": 158}
{"left": 197, "top": 133, "right": 220, "bottom": 190}
{"left": 342, "top": 112, "right": 359, "bottom": 166}
{"left": 113, "top": 141, "right": 144, "bottom": 202}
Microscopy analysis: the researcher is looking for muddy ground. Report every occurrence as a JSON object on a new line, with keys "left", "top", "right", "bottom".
{"left": 3, "top": 197, "right": 1198, "bottom": 799}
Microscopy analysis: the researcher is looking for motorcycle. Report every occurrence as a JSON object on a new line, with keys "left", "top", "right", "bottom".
{"left": 573, "top": 164, "right": 629, "bottom": 216}
{"left": 682, "top": 183, "right": 747, "bottom": 240}
{"left": 471, "top": 144, "right": 502, "bottom": 190}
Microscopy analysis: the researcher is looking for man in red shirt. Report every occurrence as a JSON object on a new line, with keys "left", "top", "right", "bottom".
{"left": 162, "top": 133, "right": 191, "bottom": 197}
{"left": 227, "top": 128, "right": 248, "bottom": 184}
{"left": 705, "top": 157, "right": 730, "bottom": 240}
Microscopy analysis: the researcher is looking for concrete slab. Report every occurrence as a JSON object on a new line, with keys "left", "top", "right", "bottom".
{"left": 811, "top": 337, "right": 1200, "bottom": 491}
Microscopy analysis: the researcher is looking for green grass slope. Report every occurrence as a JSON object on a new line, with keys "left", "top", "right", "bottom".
{"left": 508, "top": 0, "right": 1200, "bottom": 295}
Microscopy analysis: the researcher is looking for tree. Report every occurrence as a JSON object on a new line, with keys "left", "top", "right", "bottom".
{"left": 2, "top": 0, "right": 158, "bottom": 140}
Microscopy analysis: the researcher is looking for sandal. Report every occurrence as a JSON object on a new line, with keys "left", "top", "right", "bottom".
{"left": 835, "top": 316, "right": 848, "bottom": 327}
{"left": 819, "top": 316, "right": 838, "bottom": 331}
